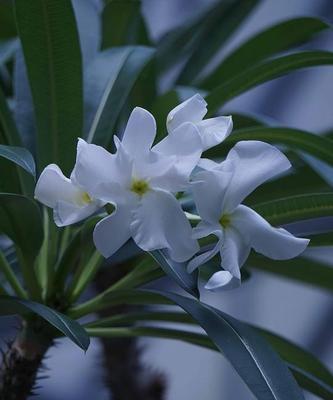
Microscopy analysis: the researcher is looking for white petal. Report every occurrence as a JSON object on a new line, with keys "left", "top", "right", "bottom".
{"left": 54, "top": 200, "right": 101, "bottom": 227}
{"left": 131, "top": 189, "right": 199, "bottom": 262}
{"left": 197, "top": 158, "right": 219, "bottom": 170}
{"left": 71, "top": 138, "right": 129, "bottom": 197}
{"left": 35, "top": 164, "right": 80, "bottom": 208}
{"left": 93, "top": 203, "right": 133, "bottom": 258}
{"left": 187, "top": 240, "right": 222, "bottom": 273}
{"left": 220, "top": 228, "right": 250, "bottom": 279}
{"left": 152, "top": 122, "right": 203, "bottom": 190}
{"left": 196, "top": 116, "right": 233, "bottom": 151}
{"left": 121, "top": 107, "right": 156, "bottom": 157}
{"left": 205, "top": 271, "right": 241, "bottom": 291}
{"left": 232, "top": 205, "right": 309, "bottom": 259}
{"left": 191, "top": 169, "right": 233, "bottom": 224}
{"left": 167, "top": 94, "right": 207, "bottom": 133}
{"left": 221, "top": 141, "right": 291, "bottom": 212}
{"left": 192, "top": 221, "right": 222, "bottom": 239}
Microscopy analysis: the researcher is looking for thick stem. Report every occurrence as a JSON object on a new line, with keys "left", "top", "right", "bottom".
{"left": 0, "top": 321, "right": 52, "bottom": 400}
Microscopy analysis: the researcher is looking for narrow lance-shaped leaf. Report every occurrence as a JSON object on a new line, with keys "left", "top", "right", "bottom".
{"left": 110, "top": 290, "right": 306, "bottom": 400}
{"left": 149, "top": 250, "right": 199, "bottom": 298}
{"left": 14, "top": 0, "right": 83, "bottom": 175}
{"left": 85, "top": 308, "right": 333, "bottom": 399}
{"left": 207, "top": 127, "right": 333, "bottom": 165}
{"left": 101, "top": 0, "right": 150, "bottom": 48}
{"left": 253, "top": 193, "right": 333, "bottom": 226}
{"left": 206, "top": 51, "right": 333, "bottom": 112}
{"left": 0, "top": 144, "right": 35, "bottom": 178}
{"left": 86, "top": 46, "right": 155, "bottom": 148}
{"left": 247, "top": 254, "right": 333, "bottom": 292}
{"left": 201, "top": 17, "right": 330, "bottom": 89}
{"left": 0, "top": 296, "right": 90, "bottom": 351}
{"left": 176, "top": 0, "right": 259, "bottom": 84}
{"left": 0, "top": 193, "right": 43, "bottom": 266}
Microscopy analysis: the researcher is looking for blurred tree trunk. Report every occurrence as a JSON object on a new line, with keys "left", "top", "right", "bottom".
{"left": 95, "top": 263, "right": 166, "bottom": 400}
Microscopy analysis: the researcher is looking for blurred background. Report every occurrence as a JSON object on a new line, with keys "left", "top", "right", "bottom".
{"left": 1, "top": 0, "right": 333, "bottom": 399}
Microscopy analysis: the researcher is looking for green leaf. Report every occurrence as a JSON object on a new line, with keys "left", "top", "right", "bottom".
{"left": 149, "top": 250, "right": 199, "bottom": 298}
{"left": 98, "top": 290, "right": 306, "bottom": 400}
{"left": 101, "top": 0, "right": 149, "bottom": 48}
{"left": 152, "top": 90, "right": 180, "bottom": 140}
{"left": 0, "top": 193, "right": 43, "bottom": 298}
{"left": 0, "top": 296, "right": 89, "bottom": 351}
{"left": 201, "top": 18, "right": 330, "bottom": 89}
{"left": 14, "top": 0, "right": 83, "bottom": 175}
{"left": 0, "top": 193, "right": 43, "bottom": 265}
{"left": 0, "top": 1, "right": 16, "bottom": 39}
{"left": 230, "top": 112, "right": 267, "bottom": 130}
{"left": 208, "top": 127, "right": 333, "bottom": 165}
{"left": 157, "top": 0, "right": 258, "bottom": 74}
{"left": 247, "top": 254, "right": 333, "bottom": 292}
{"left": 259, "top": 329, "right": 333, "bottom": 400}
{"left": 86, "top": 46, "right": 155, "bottom": 148}
{"left": 86, "top": 310, "right": 333, "bottom": 399}
{"left": 206, "top": 51, "right": 333, "bottom": 112}
{"left": 67, "top": 251, "right": 103, "bottom": 303}
{"left": 253, "top": 193, "right": 333, "bottom": 226}
{"left": 245, "top": 165, "right": 329, "bottom": 206}
{"left": 0, "top": 144, "right": 35, "bottom": 178}
{"left": 176, "top": 0, "right": 259, "bottom": 84}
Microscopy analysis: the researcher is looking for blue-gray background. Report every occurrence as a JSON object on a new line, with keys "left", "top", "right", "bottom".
{"left": 1, "top": 0, "right": 333, "bottom": 399}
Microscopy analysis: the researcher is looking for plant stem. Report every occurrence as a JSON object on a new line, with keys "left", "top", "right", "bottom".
{"left": 0, "top": 250, "right": 27, "bottom": 299}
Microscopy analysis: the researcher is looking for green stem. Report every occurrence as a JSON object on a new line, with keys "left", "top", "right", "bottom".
{"left": 85, "top": 310, "right": 193, "bottom": 328}
{"left": 67, "top": 251, "right": 103, "bottom": 303}
{"left": 16, "top": 248, "right": 42, "bottom": 301}
{"left": 0, "top": 283, "right": 9, "bottom": 295}
{"left": 0, "top": 250, "right": 27, "bottom": 298}
{"left": 86, "top": 326, "right": 212, "bottom": 349}
{"left": 68, "top": 290, "right": 170, "bottom": 319}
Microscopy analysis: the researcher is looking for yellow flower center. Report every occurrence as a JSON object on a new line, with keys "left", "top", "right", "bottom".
{"left": 131, "top": 179, "right": 150, "bottom": 196}
{"left": 219, "top": 214, "right": 231, "bottom": 229}
{"left": 80, "top": 191, "right": 93, "bottom": 205}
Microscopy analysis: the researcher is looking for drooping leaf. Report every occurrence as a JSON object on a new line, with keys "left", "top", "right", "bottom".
{"left": 86, "top": 46, "right": 155, "bottom": 147}
{"left": 206, "top": 51, "right": 333, "bottom": 112}
{"left": 0, "top": 296, "right": 89, "bottom": 351}
{"left": 0, "top": 144, "right": 35, "bottom": 178}
{"left": 87, "top": 322, "right": 332, "bottom": 398}
{"left": 207, "top": 127, "right": 333, "bottom": 165}
{"left": 149, "top": 250, "right": 199, "bottom": 298}
{"left": 201, "top": 18, "right": 330, "bottom": 89}
{"left": 14, "top": 0, "right": 83, "bottom": 175}
{"left": 157, "top": 0, "right": 258, "bottom": 74}
{"left": 176, "top": 0, "right": 259, "bottom": 84}
{"left": 99, "top": 290, "right": 305, "bottom": 400}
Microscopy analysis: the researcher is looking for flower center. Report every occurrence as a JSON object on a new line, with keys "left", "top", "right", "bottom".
{"left": 131, "top": 179, "right": 150, "bottom": 196}
{"left": 80, "top": 191, "right": 93, "bottom": 205}
{"left": 219, "top": 214, "right": 231, "bottom": 228}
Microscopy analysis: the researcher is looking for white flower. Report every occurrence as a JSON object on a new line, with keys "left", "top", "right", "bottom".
{"left": 34, "top": 145, "right": 105, "bottom": 227}
{"left": 188, "top": 140, "right": 310, "bottom": 291}
{"left": 73, "top": 107, "right": 201, "bottom": 262}
{"left": 167, "top": 94, "right": 233, "bottom": 151}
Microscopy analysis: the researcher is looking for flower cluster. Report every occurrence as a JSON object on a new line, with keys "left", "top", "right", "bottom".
{"left": 35, "top": 94, "right": 309, "bottom": 291}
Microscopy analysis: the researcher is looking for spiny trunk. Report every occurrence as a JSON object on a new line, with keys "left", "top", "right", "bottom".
{"left": 0, "top": 321, "right": 52, "bottom": 400}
